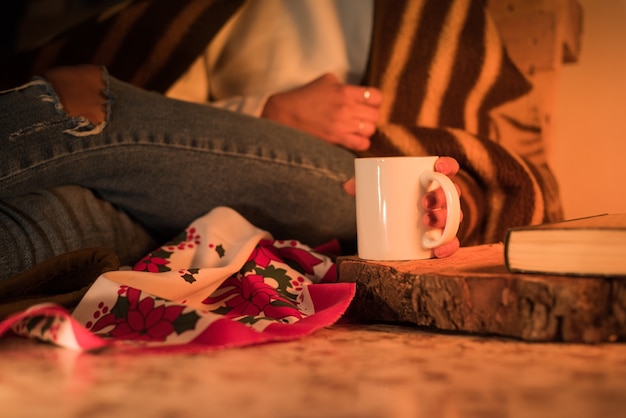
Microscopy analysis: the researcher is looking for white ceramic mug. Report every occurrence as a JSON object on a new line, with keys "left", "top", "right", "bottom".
{"left": 354, "top": 156, "right": 461, "bottom": 260}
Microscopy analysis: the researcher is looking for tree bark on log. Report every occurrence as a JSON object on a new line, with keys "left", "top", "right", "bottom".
{"left": 337, "top": 244, "right": 626, "bottom": 343}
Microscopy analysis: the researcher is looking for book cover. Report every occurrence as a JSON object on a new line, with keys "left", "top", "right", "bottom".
{"left": 504, "top": 213, "right": 626, "bottom": 277}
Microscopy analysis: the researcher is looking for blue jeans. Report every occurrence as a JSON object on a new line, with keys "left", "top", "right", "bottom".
{"left": 0, "top": 70, "right": 357, "bottom": 280}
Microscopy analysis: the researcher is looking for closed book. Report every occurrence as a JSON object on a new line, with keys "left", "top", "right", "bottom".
{"left": 504, "top": 213, "right": 626, "bottom": 277}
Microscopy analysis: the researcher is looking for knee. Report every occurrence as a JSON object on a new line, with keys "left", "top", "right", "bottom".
{"left": 43, "top": 65, "right": 106, "bottom": 125}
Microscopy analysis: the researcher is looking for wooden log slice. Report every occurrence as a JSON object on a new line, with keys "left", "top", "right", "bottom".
{"left": 337, "top": 244, "right": 626, "bottom": 343}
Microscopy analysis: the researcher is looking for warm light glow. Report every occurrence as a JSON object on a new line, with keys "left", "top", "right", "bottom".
{"left": 551, "top": 0, "right": 626, "bottom": 219}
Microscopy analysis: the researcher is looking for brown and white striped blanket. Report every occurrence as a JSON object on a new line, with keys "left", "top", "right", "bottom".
{"left": 1, "top": 0, "right": 563, "bottom": 246}
{"left": 363, "top": 0, "right": 563, "bottom": 245}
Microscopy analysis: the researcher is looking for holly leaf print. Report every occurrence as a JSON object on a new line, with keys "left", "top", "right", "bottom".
{"left": 110, "top": 295, "right": 131, "bottom": 319}
{"left": 181, "top": 273, "right": 196, "bottom": 284}
{"left": 239, "top": 259, "right": 256, "bottom": 274}
{"left": 151, "top": 248, "right": 175, "bottom": 260}
{"left": 254, "top": 265, "right": 297, "bottom": 296}
{"left": 172, "top": 310, "right": 202, "bottom": 334}
{"left": 211, "top": 306, "right": 232, "bottom": 316}
{"left": 238, "top": 315, "right": 263, "bottom": 325}
{"left": 133, "top": 247, "right": 174, "bottom": 273}
{"left": 25, "top": 315, "right": 50, "bottom": 333}
{"left": 215, "top": 244, "right": 225, "bottom": 257}
{"left": 23, "top": 315, "right": 62, "bottom": 341}
{"left": 181, "top": 268, "right": 200, "bottom": 284}
{"left": 40, "top": 316, "right": 57, "bottom": 335}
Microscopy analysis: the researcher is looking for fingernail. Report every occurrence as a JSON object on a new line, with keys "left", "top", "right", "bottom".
{"left": 426, "top": 212, "right": 437, "bottom": 225}
{"left": 424, "top": 193, "right": 437, "bottom": 209}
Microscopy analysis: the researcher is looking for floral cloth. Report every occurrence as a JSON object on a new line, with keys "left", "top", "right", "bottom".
{"left": 0, "top": 207, "right": 355, "bottom": 352}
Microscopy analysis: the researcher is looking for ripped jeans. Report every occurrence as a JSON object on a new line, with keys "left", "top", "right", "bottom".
{"left": 0, "top": 69, "right": 357, "bottom": 280}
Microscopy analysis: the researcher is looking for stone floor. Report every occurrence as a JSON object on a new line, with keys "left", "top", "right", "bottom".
{"left": 1, "top": 321, "right": 625, "bottom": 418}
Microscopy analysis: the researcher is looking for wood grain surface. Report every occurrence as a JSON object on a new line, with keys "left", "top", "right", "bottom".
{"left": 337, "top": 244, "right": 626, "bottom": 343}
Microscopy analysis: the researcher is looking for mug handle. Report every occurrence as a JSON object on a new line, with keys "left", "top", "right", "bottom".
{"left": 419, "top": 171, "right": 461, "bottom": 249}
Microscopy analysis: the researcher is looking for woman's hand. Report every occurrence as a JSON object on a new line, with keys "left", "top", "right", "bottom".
{"left": 424, "top": 157, "right": 462, "bottom": 258}
{"left": 261, "top": 73, "right": 382, "bottom": 152}
{"left": 343, "top": 156, "right": 463, "bottom": 258}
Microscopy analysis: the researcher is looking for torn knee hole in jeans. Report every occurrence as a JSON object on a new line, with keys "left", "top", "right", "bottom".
{"left": 46, "top": 65, "right": 109, "bottom": 137}
{"left": 1, "top": 76, "right": 107, "bottom": 141}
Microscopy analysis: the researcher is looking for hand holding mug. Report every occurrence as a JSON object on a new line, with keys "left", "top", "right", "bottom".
{"left": 346, "top": 156, "right": 462, "bottom": 260}
{"left": 425, "top": 157, "right": 461, "bottom": 258}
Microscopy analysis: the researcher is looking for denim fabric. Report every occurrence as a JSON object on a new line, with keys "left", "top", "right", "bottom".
{"left": 0, "top": 186, "right": 159, "bottom": 279}
{"left": 0, "top": 70, "right": 357, "bottom": 279}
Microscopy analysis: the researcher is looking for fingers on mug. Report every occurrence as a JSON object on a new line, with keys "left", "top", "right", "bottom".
{"left": 354, "top": 156, "right": 461, "bottom": 260}
{"left": 419, "top": 171, "right": 460, "bottom": 248}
